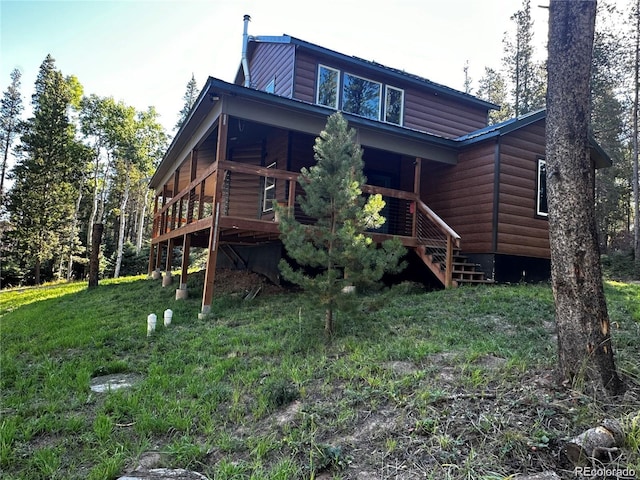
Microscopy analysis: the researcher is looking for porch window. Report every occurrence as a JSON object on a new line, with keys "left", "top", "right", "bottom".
{"left": 263, "top": 162, "right": 277, "bottom": 212}
{"left": 536, "top": 158, "right": 548, "bottom": 217}
{"left": 317, "top": 65, "right": 339, "bottom": 109}
{"left": 385, "top": 86, "right": 404, "bottom": 125}
{"left": 342, "top": 73, "right": 381, "bottom": 120}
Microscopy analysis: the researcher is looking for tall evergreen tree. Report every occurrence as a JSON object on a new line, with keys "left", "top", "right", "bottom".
{"left": 476, "top": 67, "right": 513, "bottom": 124}
{"left": 277, "top": 112, "right": 406, "bottom": 335}
{"left": 591, "top": 3, "right": 630, "bottom": 252}
{"left": 0, "top": 68, "right": 24, "bottom": 206}
{"left": 7, "top": 55, "right": 84, "bottom": 284}
{"left": 175, "top": 74, "right": 199, "bottom": 131}
{"left": 502, "top": 0, "right": 546, "bottom": 116}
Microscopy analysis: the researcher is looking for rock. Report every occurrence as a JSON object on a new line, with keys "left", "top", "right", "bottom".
{"left": 90, "top": 373, "right": 142, "bottom": 393}
{"left": 515, "top": 472, "right": 561, "bottom": 480}
{"left": 117, "top": 468, "right": 209, "bottom": 479}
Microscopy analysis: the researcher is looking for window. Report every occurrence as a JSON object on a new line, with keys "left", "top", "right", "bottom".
{"left": 316, "top": 65, "right": 339, "bottom": 109}
{"left": 536, "top": 158, "right": 548, "bottom": 217}
{"left": 342, "top": 73, "right": 381, "bottom": 120}
{"left": 385, "top": 86, "right": 404, "bottom": 125}
{"left": 316, "top": 65, "right": 403, "bottom": 125}
{"left": 265, "top": 77, "right": 275, "bottom": 94}
{"left": 263, "top": 162, "right": 276, "bottom": 213}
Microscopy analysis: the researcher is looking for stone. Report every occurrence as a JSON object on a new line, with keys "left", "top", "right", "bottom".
{"left": 515, "top": 472, "right": 560, "bottom": 480}
{"left": 117, "top": 468, "right": 209, "bottom": 479}
{"left": 90, "top": 373, "right": 142, "bottom": 393}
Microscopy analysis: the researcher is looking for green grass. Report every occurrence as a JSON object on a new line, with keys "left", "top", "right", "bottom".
{"left": 1, "top": 275, "right": 638, "bottom": 479}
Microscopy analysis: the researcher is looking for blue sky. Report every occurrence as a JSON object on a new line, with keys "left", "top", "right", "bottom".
{"left": 1, "top": 0, "right": 551, "bottom": 135}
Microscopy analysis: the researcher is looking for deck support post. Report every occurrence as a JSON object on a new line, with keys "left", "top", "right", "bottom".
{"left": 148, "top": 243, "right": 158, "bottom": 278}
{"left": 155, "top": 241, "right": 164, "bottom": 273}
{"left": 162, "top": 239, "right": 174, "bottom": 287}
{"left": 200, "top": 114, "right": 228, "bottom": 318}
{"left": 176, "top": 233, "right": 190, "bottom": 300}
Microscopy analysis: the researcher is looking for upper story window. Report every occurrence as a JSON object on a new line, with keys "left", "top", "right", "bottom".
{"left": 317, "top": 65, "right": 339, "bottom": 109}
{"left": 385, "top": 86, "right": 404, "bottom": 126}
{"left": 536, "top": 158, "right": 548, "bottom": 217}
{"left": 342, "top": 73, "right": 381, "bottom": 121}
{"left": 316, "top": 65, "right": 403, "bottom": 126}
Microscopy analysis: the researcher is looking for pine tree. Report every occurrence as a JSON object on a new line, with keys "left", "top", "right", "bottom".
{"left": 502, "top": 0, "right": 546, "bottom": 116}
{"left": 277, "top": 112, "right": 406, "bottom": 335}
{"left": 0, "top": 68, "right": 24, "bottom": 206}
{"left": 7, "top": 55, "right": 83, "bottom": 284}
{"left": 175, "top": 74, "right": 199, "bottom": 131}
{"left": 476, "top": 67, "right": 513, "bottom": 124}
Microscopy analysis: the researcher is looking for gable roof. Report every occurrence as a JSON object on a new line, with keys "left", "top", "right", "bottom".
{"left": 238, "top": 34, "right": 499, "bottom": 112}
{"left": 455, "top": 108, "right": 612, "bottom": 168}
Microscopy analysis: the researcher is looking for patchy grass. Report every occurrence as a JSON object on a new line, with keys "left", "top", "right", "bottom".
{"left": 0, "top": 273, "right": 638, "bottom": 479}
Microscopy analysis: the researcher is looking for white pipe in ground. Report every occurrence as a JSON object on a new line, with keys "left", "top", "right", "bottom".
{"left": 147, "top": 313, "right": 157, "bottom": 336}
{"left": 164, "top": 309, "right": 173, "bottom": 327}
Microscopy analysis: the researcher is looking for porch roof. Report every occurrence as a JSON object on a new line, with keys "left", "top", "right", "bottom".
{"left": 150, "top": 77, "right": 462, "bottom": 189}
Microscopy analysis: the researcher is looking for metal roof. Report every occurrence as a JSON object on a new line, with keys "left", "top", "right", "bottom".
{"left": 241, "top": 34, "right": 500, "bottom": 111}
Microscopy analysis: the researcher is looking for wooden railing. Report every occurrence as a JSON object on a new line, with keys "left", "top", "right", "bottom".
{"left": 152, "top": 159, "right": 461, "bottom": 286}
{"left": 414, "top": 199, "right": 461, "bottom": 288}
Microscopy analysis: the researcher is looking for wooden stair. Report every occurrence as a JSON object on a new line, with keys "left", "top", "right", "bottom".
{"left": 413, "top": 243, "right": 492, "bottom": 287}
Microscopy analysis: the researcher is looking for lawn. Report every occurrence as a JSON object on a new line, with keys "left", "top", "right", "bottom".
{"left": 1, "top": 271, "right": 638, "bottom": 479}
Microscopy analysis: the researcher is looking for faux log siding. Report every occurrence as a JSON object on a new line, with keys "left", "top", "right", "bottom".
{"left": 496, "top": 121, "right": 550, "bottom": 258}
{"left": 422, "top": 142, "right": 496, "bottom": 253}
{"left": 293, "top": 51, "right": 316, "bottom": 102}
{"left": 291, "top": 50, "right": 489, "bottom": 137}
{"left": 250, "top": 43, "right": 295, "bottom": 97}
{"left": 227, "top": 144, "right": 263, "bottom": 218}
{"left": 403, "top": 90, "right": 488, "bottom": 138}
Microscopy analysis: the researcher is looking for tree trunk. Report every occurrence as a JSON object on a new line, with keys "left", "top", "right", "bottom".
{"left": 546, "top": 0, "right": 624, "bottom": 396}
{"left": 67, "top": 187, "right": 83, "bottom": 281}
{"left": 114, "top": 167, "right": 130, "bottom": 278}
{"left": 136, "top": 189, "right": 149, "bottom": 253}
{"left": 88, "top": 223, "right": 103, "bottom": 288}
{"left": 325, "top": 308, "right": 333, "bottom": 335}
{"left": 87, "top": 151, "right": 101, "bottom": 250}
{"left": 633, "top": 0, "right": 639, "bottom": 275}
{"left": 34, "top": 258, "right": 41, "bottom": 285}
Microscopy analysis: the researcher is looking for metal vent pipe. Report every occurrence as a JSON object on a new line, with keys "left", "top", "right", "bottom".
{"left": 242, "top": 14, "right": 251, "bottom": 88}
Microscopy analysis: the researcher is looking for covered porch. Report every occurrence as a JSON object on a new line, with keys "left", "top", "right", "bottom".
{"left": 147, "top": 79, "right": 488, "bottom": 316}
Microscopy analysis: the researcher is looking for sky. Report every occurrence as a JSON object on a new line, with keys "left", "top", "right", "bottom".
{"left": 0, "top": 0, "right": 555, "bottom": 135}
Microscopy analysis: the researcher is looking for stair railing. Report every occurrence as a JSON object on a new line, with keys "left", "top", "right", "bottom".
{"left": 414, "top": 199, "right": 461, "bottom": 288}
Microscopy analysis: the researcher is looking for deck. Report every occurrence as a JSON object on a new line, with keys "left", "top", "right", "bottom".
{"left": 148, "top": 159, "right": 488, "bottom": 314}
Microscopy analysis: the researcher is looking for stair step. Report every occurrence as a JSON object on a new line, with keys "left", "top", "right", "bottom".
{"left": 415, "top": 243, "right": 489, "bottom": 287}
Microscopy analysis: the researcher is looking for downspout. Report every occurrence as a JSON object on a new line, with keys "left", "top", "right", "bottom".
{"left": 242, "top": 14, "right": 251, "bottom": 88}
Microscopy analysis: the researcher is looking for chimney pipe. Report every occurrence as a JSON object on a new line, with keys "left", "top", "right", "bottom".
{"left": 242, "top": 14, "right": 251, "bottom": 88}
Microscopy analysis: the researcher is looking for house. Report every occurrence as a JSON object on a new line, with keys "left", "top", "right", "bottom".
{"left": 147, "top": 15, "right": 611, "bottom": 317}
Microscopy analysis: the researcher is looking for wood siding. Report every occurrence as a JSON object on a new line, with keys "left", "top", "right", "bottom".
{"left": 422, "top": 142, "right": 496, "bottom": 253}
{"left": 496, "top": 121, "right": 550, "bottom": 258}
{"left": 291, "top": 51, "right": 488, "bottom": 137}
{"left": 249, "top": 43, "right": 295, "bottom": 97}
{"left": 403, "top": 90, "right": 488, "bottom": 138}
{"left": 293, "top": 50, "right": 316, "bottom": 102}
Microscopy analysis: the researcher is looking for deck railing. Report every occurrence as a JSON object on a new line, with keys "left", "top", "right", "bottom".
{"left": 152, "top": 159, "right": 461, "bottom": 286}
